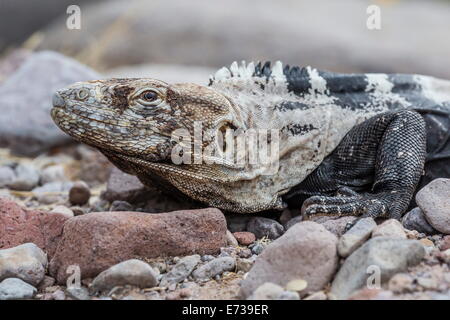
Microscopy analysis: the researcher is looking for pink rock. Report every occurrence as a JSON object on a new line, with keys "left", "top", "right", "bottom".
{"left": 49, "top": 208, "right": 227, "bottom": 283}
{"left": 233, "top": 232, "right": 256, "bottom": 246}
{"left": 0, "top": 197, "right": 70, "bottom": 257}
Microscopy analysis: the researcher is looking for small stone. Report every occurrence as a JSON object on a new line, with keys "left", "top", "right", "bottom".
{"left": 0, "top": 166, "right": 15, "bottom": 188}
{"left": 236, "top": 257, "right": 255, "bottom": 273}
{"left": 250, "top": 243, "right": 265, "bottom": 255}
{"left": 66, "top": 286, "right": 90, "bottom": 300}
{"left": 233, "top": 232, "right": 256, "bottom": 246}
{"left": 192, "top": 257, "right": 235, "bottom": 280}
{"left": 69, "top": 181, "right": 91, "bottom": 206}
{"left": 0, "top": 243, "right": 47, "bottom": 286}
{"left": 0, "top": 278, "right": 37, "bottom": 300}
{"left": 90, "top": 259, "right": 158, "bottom": 293}
{"left": 226, "top": 230, "right": 239, "bottom": 246}
{"left": 331, "top": 237, "right": 425, "bottom": 299}
{"left": 304, "top": 291, "right": 327, "bottom": 300}
{"left": 388, "top": 273, "right": 414, "bottom": 293}
{"left": 417, "top": 277, "right": 438, "bottom": 290}
{"left": 337, "top": 217, "right": 377, "bottom": 257}
{"left": 416, "top": 178, "right": 450, "bottom": 234}
{"left": 226, "top": 215, "right": 252, "bottom": 233}
{"left": 277, "top": 290, "right": 300, "bottom": 300}
{"left": 9, "top": 164, "right": 40, "bottom": 191}
{"left": 285, "top": 279, "right": 308, "bottom": 292}
{"left": 51, "top": 289, "right": 66, "bottom": 300}
{"left": 240, "top": 222, "right": 338, "bottom": 299}
{"left": 439, "top": 236, "right": 450, "bottom": 251}
{"left": 247, "top": 217, "right": 285, "bottom": 240}
{"left": 40, "top": 165, "right": 67, "bottom": 184}
{"left": 179, "top": 288, "right": 192, "bottom": 298}
{"left": 70, "top": 206, "right": 85, "bottom": 216}
{"left": 317, "top": 216, "right": 358, "bottom": 237}
{"left": 110, "top": 200, "right": 134, "bottom": 212}
{"left": 372, "top": 219, "right": 407, "bottom": 239}
{"left": 50, "top": 206, "right": 74, "bottom": 219}
{"left": 420, "top": 238, "right": 434, "bottom": 247}
{"left": 160, "top": 255, "right": 201, "bottom": 287}
{"left": 402, "top": 207, "right": 437, "bottom": 235}
{"left": 101, "top": 167, "right": 147, "bottom": 203}
{"left": 37, "top": 276, "right": 56, "bottom": 292}
{"left": 247, "top": 282, "right": 284, "bottom": 300}
{"left": 32, "top": 181, "right": 73, "bottom": 204}
{"left": 201, "top": 255, "right": 215, "bottom": 262}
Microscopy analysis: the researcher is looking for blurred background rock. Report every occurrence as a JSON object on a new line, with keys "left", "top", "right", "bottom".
{"left": 1, "top": 0, "right": 449, "bottom": 82}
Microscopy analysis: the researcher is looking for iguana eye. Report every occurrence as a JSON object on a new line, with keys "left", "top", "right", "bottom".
{"left": 141, "top": 90, "right": 158, "bottom": 102}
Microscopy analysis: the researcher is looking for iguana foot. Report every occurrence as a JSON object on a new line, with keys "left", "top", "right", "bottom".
{"left": 301, "top": 188, "right": 405, "bottom": 220}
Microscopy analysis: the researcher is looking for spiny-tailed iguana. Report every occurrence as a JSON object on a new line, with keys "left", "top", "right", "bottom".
{"left": 51, "top": 61, "right": 450, "bottom": 219}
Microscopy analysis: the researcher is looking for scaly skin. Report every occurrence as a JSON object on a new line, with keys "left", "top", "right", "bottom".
{"left": 51, "top": 61, "right": 450, "bottom": 218}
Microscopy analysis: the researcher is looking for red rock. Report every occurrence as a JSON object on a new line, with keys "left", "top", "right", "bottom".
{"left": 49, "top": 208, "right": 227, "bottom": 284}
{"left": 233, "top": 232, "right": 256, "bottom": 246}
{"left": 440, "top": 236, "right": 450, "bottom": 251}
{"left": 0, "top": 197, "right": 70, "bottom": 257}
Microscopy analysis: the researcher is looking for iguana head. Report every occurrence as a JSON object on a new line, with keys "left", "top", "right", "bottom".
{"left": 51, "top": 78, "right": 241, "bottom": 163}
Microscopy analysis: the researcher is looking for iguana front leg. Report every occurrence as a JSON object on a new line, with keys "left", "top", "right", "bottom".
{"left": 284, "top": 110, "right": 426, "bottom": 220}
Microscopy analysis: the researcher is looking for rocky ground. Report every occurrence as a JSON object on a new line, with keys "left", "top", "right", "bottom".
{"left": 1, "top": 50, "right": 450, "bottom": 301}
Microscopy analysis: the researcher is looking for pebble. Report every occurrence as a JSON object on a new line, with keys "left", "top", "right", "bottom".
{"left": 51, "top": 289, "right": 66, "bottom": 300}
{"left": 315, "top": 216, "right": 358, "bottom": 237}
{"left": 50, "top": 206, "right": 74, "bottom": 219}
{"left": 420, "top": 238, "right": 434, "bottom": 247}
{"left": 226, "top": 230, "right": 239, "bottom": 246}
{"left": 247, "top": 282, "right": 284, "bottom": 300}
{"left": 0, "top": 278, "right": 37, "bottom": 300}
{"left": 32, "top": 181, "right": 73, "bottom": 204}
{"left": 402, "top": 207, "right": 437, "bottom": 235}
{"left": 416, "top": 178, "right": 450, "bottom": 234}
{"left": 304, "top": 291, "right": 328, "bottom": 300}
{"left": 240, "top": 222, "right": 338, "bottom": 298}
{"left": 277, "top": 290, "right": 300, "bottom": 300}
{"left": 66, "top": 286, "right": 90, "bottom": 300}
{"left": 233, "top": 232, "right": 256, "bottom": 246}
{"left": 9, "top": 163, "right": 40, "bottom": 191}
{"left": 417, "top": 276, "right": 438, "bottom": 290}
{"left": 192, "top": 257, "right": 236, "bottom": 280}
{"left": 160, "top": 255, "right": 201, "bottom": 287}
{"left": 250, "top": 243, "right": 265, "bottom": 255}
{"left": 388, "top": 273, "right": 414, "bottom": 293}
{"left": 90, "top": 259, "right": 158, "bottom": 293}
{"left": 337, "top": 217, "right": 377, "bottom": 257}
{"left": 225, "top": 215, "right": 252, "bottom": 233}
{"left": 110, "top": 200, "right": 134, "bottom": 212}
{"left": 40, "top": 165, "right": 67, "bottom": 184}
{"left": 0, "top": 166, "right": 15, "bottom": 188}
{"left": 0, "top": 243, "right": 47, "bottom": 286}
{"left": 331, "top": 237, "right": 425, "bottom": 299}
{"left": 246, "top": 217, "right": 285, "bottom": 240}
{"left": 101, "top": 167, "right": 147, "bottom": 203}
{"left": 37, "top": 276, "right": 56, "bottom": 292}
{"left": 439, "top": 236, "right": 450, "bottom": 251}
{"left": 201, "top": 255, "right": 215, "bottom": 262}
{"left": 69, "top": 181, "right": 91, "bottom": 206}
{"left": 236, "top": 257, "right": 255, "bottom": 273}
{"left": 372, "top": 219, "right": 407, "bottom": 239}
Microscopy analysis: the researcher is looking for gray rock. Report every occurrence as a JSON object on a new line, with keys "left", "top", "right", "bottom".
{"left": 240, "top": 222, "right": 338, "bottom": 298}
{"left": 416, "top": 178, "right": 450, "bottom": 234}
{"left": 66, "top": 286, "right": 90, "bottom": 300}
{"left": 109, "top": 200, "right": 134, "bottom": 212}
{"left": 32, "top": 181, "right": 73, "bottom": 204}
{"left": 0, "top": 51, "right": 100, "bottom": 156}
{"left": 250, "top": 243, "right": 265, "bottom": 255}
{"left": 372, "top": 219, "right": 407, "bottom": 239}
{"left": 338, "top": 218, "right": 377, "bottom": 258}
{"left": 40, "top": 165, "right": 67, "bottom": 184}
{"left": 160, "top": 255, "right": 201, "bottom": 287}
{"left": 0, "top": 243, "right": 47, "bottom": 286}
{"left": 314, "top": 216, "right": 358, "bottom": 237}
{"left": 226, "top": 230, "right": 239, "bottom": 246}
{"left": 0, "top": 278, "right": 37, "bottom": 300}
{"left": 277, "top": 290, "right": 300, "bottom": 300}
{"left": 101, "top": 167, "right": 148, "bottom": 203}
{"left": 402, "top": 207, "right": 437, "bottom": 235}
{"left": 247, "top": 282, "right": 284, "bottom": 300}
{"left": 9, "top": 164, "right": 40, "bottom": 191}
{"left": 331, "top": 237, "right": 425, "bottom": 299}
{"left": 192, "top": 257, "right": 235, "bottom": 280}
{"left": 69, "top": 181, "right": 91, "bottom": 206}
{"left": 236, "top": 257, "right": 255, "bottom": 273}
{"left": 246, "top": 217, "right": 285, "bottom": 240}
{"left": 91, "top": 259, "right": 158, "bottom": 293}
{"left": 0, "top": 166, "right": 16, "bottom": 188}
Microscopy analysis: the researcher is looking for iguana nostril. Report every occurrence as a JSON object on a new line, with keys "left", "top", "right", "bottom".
{"left": 52, "top": 92, "right": 65, "bottom": 108}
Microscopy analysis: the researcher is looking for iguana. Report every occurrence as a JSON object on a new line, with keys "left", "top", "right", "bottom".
{"left": 51, "top": 61, "right": 450, "bottom": 220}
